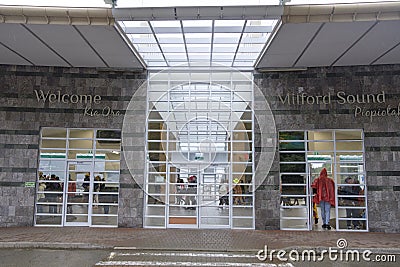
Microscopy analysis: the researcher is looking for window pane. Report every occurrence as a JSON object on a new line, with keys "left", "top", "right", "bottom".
{"left": 279, "top": 141, "right": 305, "bottom": 151}
{"left": 280, "top": 153, "right": 306, "bottom": 162}
{"left": 41, "top": 139, "right": 66, "bottom": 148}
{"left": 279, "top": 131, "right": 304, "bottom": 141}
{"left": 336, "top": 131, "right": 362, "bottom": 140}
{"left": 336, "top": 141, "right": 363, "bottom": 151}
{"left": 42, "top": 128, "right": 66, "bottom": 138}
{"left": 308, "top": 141, "right": 333, "bottom": 151}
{"left": 36, "top": 127, "right": 120, "bottom": 227}
{"left": 69, "top": 129, "right": 94, "bottom": 138}
{"left": 69, "top": 140, "right": 93, "bottom": 149}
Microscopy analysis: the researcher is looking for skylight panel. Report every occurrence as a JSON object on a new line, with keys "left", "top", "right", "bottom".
{"left": 118, "top": 15, "right": 276, "bottom": 68}
{"left": 213, "top": 53, "right": 235, "bottom": 61}
{"left": 151, "top": 21, "right": 181, "bottom": 27}
{"left": 128, "top": 34, "right": 157, "bottom": 44}
{"left": 157, "top": 34, "right": 185, "bottom": 44}
{"left": 164, "top": 53, "right": 187, "bottom": 61}
{"left": 213, "top": 44, "right": 237, "bottom": 53}
{"left": 186, "top": 44, "right": 210, "bottom": 53}
{"left": 159, "top": 44, "right": 186, "bottom": 53}
{"left": 135, "top": 44, "right": 162, "bottom": 53}
{"left": 185, "top": 33, "right": 212, "bottom": 44}
{"left": 214, "top": 20, "right": 245, "bottom": 27}
{"left": 241, "top": 33, "right": 270, "bottom": 44}
{"left": 182, "top": 20, "right": 213, "bottom": 27}
{"left": 235, "top": 52, "right": 259, "bottom": 61}
{"left": 213, "top": 33, "right": 242, "bottom": 43}
{"left": 237, "top": 43, "right": 264, "bottom": 53}
{"left": 141, "top": 52, "right": 165, "bottom": 61}
{"left": 189, "top": 57, "right": 212, "bottom": 65}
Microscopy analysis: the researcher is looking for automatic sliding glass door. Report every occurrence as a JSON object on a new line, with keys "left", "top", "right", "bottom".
{"left": 279, "top": 130, "right": 368, "bottom": 231}
{"left": 64, "top": 161, "right": 92, "bottom": 226}
{"left": 145, "top": 70, "right": 255, "bottom": 229}
{"left": 166, "top": 165, "right": 231, "bottom": 229}
{"left": 199, "top": 165, "right": 230, "bottom": 228}
{"left": 35, "top": 128, "right": 121, "bottom": 227}
{"left": 167, "top": 167, "right": 199, "bottom": 228}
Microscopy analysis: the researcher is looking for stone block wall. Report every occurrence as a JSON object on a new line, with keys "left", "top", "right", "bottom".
{"left": 2, "top": 63, "right": 400, "bottom": 233}
{"left": 254, "top": 64, "right": 400, "bottom": 232}
{"left": 0, "top": 64, "right": 146, "bottom": 227}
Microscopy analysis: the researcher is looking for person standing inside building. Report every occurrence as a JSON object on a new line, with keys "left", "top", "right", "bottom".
{"left": 186, "top": 175, "right": 197, "bottom": 210}
{"left": 82, "top": 173, "right": 90, "bottom": 202}
{"left": 100, "top": 177, "right": 110, "bottom": 214}
{"left": 48, "top": 175, "right": 62, "bottom": 214}
{"left": 342, "top": 177, "right": 361, "bottom": 230}
{"left": 175, "top": 178, "right": 185, "bottom": 205}
{"left": 37, "top": 181, "right": 46, "bottom": 213}
{"left": 218, "top": 180, "right": 229, "bottom": 208}
{"left": 311, "top": 168, "right": 335, "bottom": 230}
{"left": 93, "top": 175, "right": 101, "bottom": 208}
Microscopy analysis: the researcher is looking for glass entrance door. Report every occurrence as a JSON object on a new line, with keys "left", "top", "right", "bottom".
{"left": 279, "top": 130, "right": 368, "bottom": 231}
{"left": 308, "top": 161, "right": 334, "bottom": 230}
{"left": 64, "top": 161, "right": 92, "bottom": 226}
{"left": 145, "top": 70, "right": 255, "bottom": 229}
{"left": 35, "top": 128, "right": 121, "bottom": 227}
{"left": 167, "top": 165, "right": 231, "bottom": 229}
{"left": 168, "top": 167, "right": 199, "bottom": 228}
{"left": 199, "top": 166, "right": 230, "bottom": 228}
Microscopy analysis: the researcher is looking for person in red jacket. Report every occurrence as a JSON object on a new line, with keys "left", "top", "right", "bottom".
{"left": 311, "top": 168, "right": 335, "bottom": 230}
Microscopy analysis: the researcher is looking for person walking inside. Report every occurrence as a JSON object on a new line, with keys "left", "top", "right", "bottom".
{"left": 218, "top": 180, "right": 229, "bottom": 209}
{"left": 311, "top": 168, "right": 335, "bottom": 230}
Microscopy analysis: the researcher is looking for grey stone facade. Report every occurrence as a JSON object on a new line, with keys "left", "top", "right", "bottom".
{"left": 1, "top": 63, "right": 400, "bottom": 232}
{"left": 0, "top": 64, "right": 146, "bottom": 227}
{"left": 254, "top": 64, "right": 400, "bottom": 233}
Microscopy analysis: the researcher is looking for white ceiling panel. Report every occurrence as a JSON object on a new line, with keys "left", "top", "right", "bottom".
{"left": 76, "top": 25, "right": 144, "bottom": 69}
{"left": 334, "top": 20, "right": 400, "bottom": 66}
{"left": 257, "top": 22, "right": 322, "bottom": 68}
{"left": 295, "top": 21, "right": 375, "bottom": 67}
{"left": 26, "top": 24, "right": 107, "bottom": 68}
{"left": 0, "top": 43, "right": 31, "bottom": 65}
{"left": 0, "top": 23, "right": 69, "bottom": 67}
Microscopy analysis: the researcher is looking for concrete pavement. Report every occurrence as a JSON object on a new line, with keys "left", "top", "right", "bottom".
{"left": 0, "top": 227, "right": 399, "bottom": 254}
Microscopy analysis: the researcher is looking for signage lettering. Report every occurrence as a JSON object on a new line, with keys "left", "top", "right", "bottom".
{"left": 34, "top": 90, "right": 101, "bottom": 104}
{"left": 278, "top": 91, "right": 385, "bottom": 106}
{"left": 34, "top": 89, "right": 119, "bottom": 118}
{"left": 84, "top": 106, "right": 121, "bottom": 117}
{"left": 277, "top": 90, "right": 395, "bottom": 122}
{"left": 354, "top": 103, "right": 400, "bottom": 122}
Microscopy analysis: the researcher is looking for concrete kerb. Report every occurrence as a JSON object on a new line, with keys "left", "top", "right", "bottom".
{"left": 0, "top": 242, "right": 112, "bottom": 250}
{"left": 1, "top": 242, "right": 399, "bottom": 257}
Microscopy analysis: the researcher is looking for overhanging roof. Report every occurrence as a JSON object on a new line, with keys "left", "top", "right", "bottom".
{"left": 0, "top": 5, "right": 145, "bottom": 70}
{"left": 0, "top": 2, "right": 400, "bottom": 71}
{"left": 256, "top": 1, "right": 400, "bottom": 70}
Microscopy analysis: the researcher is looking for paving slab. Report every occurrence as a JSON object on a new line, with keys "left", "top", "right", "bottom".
{"left": 0, "top": 227, "right": 399, "bottom": 254}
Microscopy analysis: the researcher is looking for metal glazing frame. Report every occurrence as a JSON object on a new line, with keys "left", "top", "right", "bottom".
{"left": 34, "top": 127, "right": 121, "bottom": 227}
{"left": 144, "top": 70, "right": 255, "bottom": 229}
{"left": 279, "top": 129, "right": 368, "bottom": 232}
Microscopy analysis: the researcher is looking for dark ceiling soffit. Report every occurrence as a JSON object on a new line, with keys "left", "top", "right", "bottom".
{"left": 112, "top": 5, "right": 284, "bottom": 21}
{"left": 0, "top": 41, "right": 34, "bottom": 65}
{"left": 255, "top": 1, "right": 400, "bottom": 71}
{"left": 72, "top": 25, "right": 108, "bottom": 68}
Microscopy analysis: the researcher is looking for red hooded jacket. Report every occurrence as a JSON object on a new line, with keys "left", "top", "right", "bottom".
{"left": 311, "top": 168, "right": 335, "bottom": 207}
